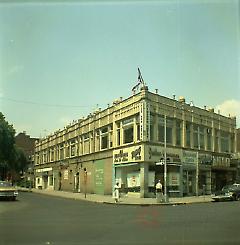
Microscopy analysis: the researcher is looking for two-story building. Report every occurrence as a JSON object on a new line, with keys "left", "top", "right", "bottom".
{"left": 34, "top": 86, "right": 237, "bottom": 198}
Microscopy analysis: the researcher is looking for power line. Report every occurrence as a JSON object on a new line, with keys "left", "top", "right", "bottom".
{"left": 0, "top": 97, "right": 94, "bottom": 108}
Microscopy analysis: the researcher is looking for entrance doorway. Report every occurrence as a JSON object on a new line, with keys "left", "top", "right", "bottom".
{"left": 74, "top": 172, "right": 80, "bottom": 192}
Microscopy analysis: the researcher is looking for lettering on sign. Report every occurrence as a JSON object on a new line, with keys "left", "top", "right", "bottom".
{"left": 114, "top": 150, "right": 129, "bottom": 163}
{"left": 149, "top": 147, "right": 180, "bottom": 163}
{"left": 149, "top": 147, "right": 163, "bottom": 160}
{"left": 182, "top": 151, "right": 197, "bottom": 164}
{"left": 199, "top": 154, "right": 213, "bottom": 165}
{"left": 131, "top": 146, "right": 142, "bottom": 160}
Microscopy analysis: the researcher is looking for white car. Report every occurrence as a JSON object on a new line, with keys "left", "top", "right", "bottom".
{"left": 0, "top": 181, "right": 18, "bottom": 201}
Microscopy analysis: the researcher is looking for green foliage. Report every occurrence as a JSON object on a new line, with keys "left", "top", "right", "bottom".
{"left": 0, "top": 112, "right": 16, "bottom": 163}
{"left": 0, "top": 112, "right": 29, "bottom": 179}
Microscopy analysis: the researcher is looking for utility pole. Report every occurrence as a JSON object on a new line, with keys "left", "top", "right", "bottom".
{"left": 164, "top": 114, "right": 168, "bottom": 202}
{"left": 84, "top": 168, "right": 87, "bottom": 198}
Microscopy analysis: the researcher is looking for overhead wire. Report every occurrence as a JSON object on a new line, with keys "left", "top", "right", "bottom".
{"left": 0, "top": 96, "right": 96, "bottom": 108}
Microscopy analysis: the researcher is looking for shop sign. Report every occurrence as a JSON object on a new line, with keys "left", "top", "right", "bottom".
{"left": 212, "top": 156, "right": 230, "bottom": 167}
{"left": 36, "top": 167, "right": 53, "bottom": 173}
{"left": 168, "top": 173, "right": 180, "bottom": 186}
{"left": 114, "top": 150, "right": 129, "bottom": 163}
{"left": 182, "top": 151, "right": 197, "bottom": 164}
{"left": 199, "top": 154, "right": 212, "bottom": 165}
{"left": 131, "top": 146, "right": 142, "bottom": 161}
{"left": 113, "top": 145, "right": 143, "bottom": 164}
{"left": 148, "top": 146, "right": 180, "bottom": 163}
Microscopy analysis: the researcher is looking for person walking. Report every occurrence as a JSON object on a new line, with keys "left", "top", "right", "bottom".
{"left": 113, "top": 182, "right": 120, "bottom": 203}
{"left": 156, "top": 180, "right": 163, "bottom": 203}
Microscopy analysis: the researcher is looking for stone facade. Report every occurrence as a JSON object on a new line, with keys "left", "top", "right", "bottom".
{"left": 34, "top": 86, "right": 237, "bottom": 197}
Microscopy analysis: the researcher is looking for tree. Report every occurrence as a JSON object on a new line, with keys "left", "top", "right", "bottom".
{"left": 0, "top": 112, "right": 29, "bottom": 180}
{"left": 0, "top": 112, "right": 15, "bottom": 163}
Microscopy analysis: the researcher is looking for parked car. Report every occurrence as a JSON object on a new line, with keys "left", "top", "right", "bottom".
{"left": 212, "top": 184, "right": 240, "bottom": 202}
{"left": 0, "top": 181, "right": 18, "bottom": 201}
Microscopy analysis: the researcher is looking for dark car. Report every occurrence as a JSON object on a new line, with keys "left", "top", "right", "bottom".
{"left": 212, "top": 184, "right": 240, "bottom": 202}
{"left": 0, "top": 181, "right": 18, "bottom": 201}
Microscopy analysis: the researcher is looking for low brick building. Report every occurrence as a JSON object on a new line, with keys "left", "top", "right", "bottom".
{"left": 34, "top": 86, "right": 238, "bottom": 197}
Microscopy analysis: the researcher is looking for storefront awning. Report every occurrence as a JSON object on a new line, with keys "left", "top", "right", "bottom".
{"left": 212, "top": 166, "right": 237, "bottom": 172}
{"left": 114, "top": 163, "right": 139, "bottom": 168}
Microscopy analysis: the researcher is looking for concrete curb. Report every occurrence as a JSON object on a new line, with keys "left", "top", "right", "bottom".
{"left": 102, "top": 200, "right": 213, "bottom": 206}
{"left": 17, "top": 187, "right": 33, "bottom": 193}
{"left": 21, "top": 188, "right": 213, "bottom": 206}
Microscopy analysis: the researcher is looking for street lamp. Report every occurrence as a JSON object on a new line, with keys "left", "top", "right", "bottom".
{"left": 84, "top": 168, "right": 87, "bottom": 198}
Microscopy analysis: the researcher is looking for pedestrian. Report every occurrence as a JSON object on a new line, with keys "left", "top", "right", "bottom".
{"left": 156, "top": 180, "right": 163, "bottom": 203}
{"left": 113, "top": 182, "right": 120, "bottom": 203}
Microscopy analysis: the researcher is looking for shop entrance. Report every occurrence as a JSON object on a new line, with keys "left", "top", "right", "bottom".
{"left": 183, "top": 170, "right": 195, "bottom": 196}
{"left": 74, "top": 172, "right": 80, "bottom": 192}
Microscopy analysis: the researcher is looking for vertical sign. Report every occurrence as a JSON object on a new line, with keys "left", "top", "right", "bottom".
{"left": 95, "top": 160, "right": 105, "bottom": 195}
{"left": 141, "top": 101, "right": 150, "bottom": 141}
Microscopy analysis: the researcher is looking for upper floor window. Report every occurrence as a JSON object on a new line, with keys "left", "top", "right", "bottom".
{"left": 122, "top": 117, "right": 134, "bottom": 144}
{"left": 220, "top": 131, "right": 229, "bottom": 153}
{"left": 157, "top": 115, "right": 173, "bottom": 144}
{"left": 176, "top": 120, "right": 182, "bottom": 146}
{"left": 207, "top": 128, "right": 212, "bottom": 151}
{"left": 186, "top": 123, "right": 191, "bottom": 147}
{"left": 100, "top": 126, "right": 108, "bottom": 150}
{"left": 123, "top": 126, "right": 134, "bottom": 144}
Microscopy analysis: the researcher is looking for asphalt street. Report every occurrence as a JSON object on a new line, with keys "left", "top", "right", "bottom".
{"left": 0, "top": 192, "right": 240, "bottom": 245}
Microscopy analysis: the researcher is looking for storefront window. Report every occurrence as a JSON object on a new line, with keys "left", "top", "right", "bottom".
{"left": 49, "top": 176, "right": 53, "bottom": 186}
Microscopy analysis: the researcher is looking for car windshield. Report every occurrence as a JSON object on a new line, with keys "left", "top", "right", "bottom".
{"left": 0, "top": 181, "right": 12, "bottom": 187}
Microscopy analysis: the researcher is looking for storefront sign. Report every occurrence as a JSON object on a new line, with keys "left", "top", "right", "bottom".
{"left": 182, "top": 151, "right": 197, "bottom": 164}
{"left": 131, "top": 146, "right": 142, "bottom": 161}
{"left": 113, "top": 145, "right": 143, "bottom": 164}
{"left": 199, "top": 154, "right": 212, "bottom": 165}
{"left": 114, "top": 150, "right": 129, "bottom": 163}
{"left": 148, "top": 146, "right": 180, "bottom": 163}
{"left": 212, "top": 156, "right": 230, "bottom": 167}
{"left": 36, "top": 167, "right": 53, "bottom": 173}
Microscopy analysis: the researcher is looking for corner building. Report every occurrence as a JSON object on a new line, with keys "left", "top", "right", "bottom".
{"left": 34, "top": 86, "right": 237, "bottom": 197}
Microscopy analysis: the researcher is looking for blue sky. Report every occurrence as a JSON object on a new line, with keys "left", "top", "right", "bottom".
{"left": 0, "top": 0, "right": 239, "bottom": 137}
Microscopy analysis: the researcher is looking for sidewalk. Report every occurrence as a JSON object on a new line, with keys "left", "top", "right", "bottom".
{"left": 19, "top": 187, "right": 213, "bottom": 205}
